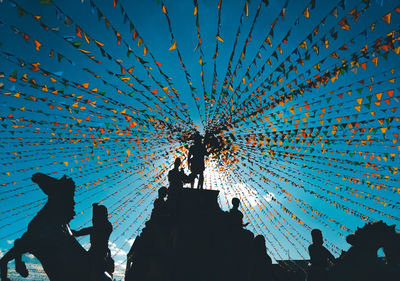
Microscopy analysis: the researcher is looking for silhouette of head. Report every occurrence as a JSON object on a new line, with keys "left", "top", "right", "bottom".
{"left": 158, "top": 186, "right": 167, "bottom": 199}
{"left": 193, "top": 132, "right": 202, "bottom": 144}
{"left": 92, "top": 203, "right": 108, "bottom": 226}
{"left": 311, "top": 229, "right": 323, "bottom": 245}
{"left": 253, "top": 235, "right": 267, "bottom": 256}
{"left": 32, "top": 173, "right": 75, "bottom": 197}
{"left": 174, "top": 157, "right": 181, "bottom": 169}
{"left": 232, "top": 197, "right": 240, "bottom": 209}
{"left": 32, "top": 173, "right": 76, "bottom": 223}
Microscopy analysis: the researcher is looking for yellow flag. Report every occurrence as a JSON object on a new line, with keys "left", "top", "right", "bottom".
{"left": 169, "top": 41, "right": 177, "bottom": 51}
{"left": 303, "top": 7, "right": 309, "bottom": 18}
{"left": 382, "top": 12, "right": 391, "bottom": 24}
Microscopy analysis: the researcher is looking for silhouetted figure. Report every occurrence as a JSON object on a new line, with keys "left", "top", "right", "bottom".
{"left": 222, "top": 199, "right": 254, "bottom": 281}
{"left": 168, "top": 158, "right": 192, "bottom": 191}
{"left": 0, "top": 173, "right": 112, "bottom": 281}
{"left": 250, "top": 235, "right": 273, "bottom": 281}
{"left": 307, "top": 229, "right": 334, "bottom": 281}
{"left": 229, "top": 198, "right": 249, "bottom": 228}
{"left": 188, "top": 134, "right": 208, "bottom": 189}
{"left": 150, "top": 187, "right": 169, "bottom": 223}
{"left": 72, "top": 203, "right": 114, "bottom": 281}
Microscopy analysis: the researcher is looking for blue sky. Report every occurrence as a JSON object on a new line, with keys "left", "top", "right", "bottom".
{"left": 0, "top": 0, "right": 400, "bottom": 279}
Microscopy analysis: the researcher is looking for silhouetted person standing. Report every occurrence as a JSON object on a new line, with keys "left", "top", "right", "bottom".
{"left": 168, "top": 158, "right": 191, "bottom": 191}
{"left": 229, "top": 198, "right": 249, "bottom": 228}
{"left": 188, "top": 135, "right": 208, "bottom": 189}
{"left": 308, "top": 229, "right": 335, "bottom": 281}
{"left": 250, "top": 235, "right": 273, "bottom": 281}
{"left": 72, "top": 203, "right": 114, "bottom": 281}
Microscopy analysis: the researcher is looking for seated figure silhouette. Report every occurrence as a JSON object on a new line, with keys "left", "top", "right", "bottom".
{"left": 308, "top": 229, "right": 335, "bottom": 281}
{"left": 168, "top": 158, "right": 192, "bottom": 191}
{"left": 188, "top": 134, "right": 208, "bottom": 189}
{"left": 72, "top": 203, "right": 114, "bottom": 281}
{"left": 0, "top": 173, "right": 112, "bottom": 281}
{"left": 150, "top": 187, "right": 169, "bottom": 223}
{"left": 229, "top": 198, "right": 249, "bottom": 228}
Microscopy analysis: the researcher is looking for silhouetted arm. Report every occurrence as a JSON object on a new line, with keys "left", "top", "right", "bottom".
{"left": 324, "top": 247, "right": 335, "bottom": 263}
{"left": 72, "top": 227, "right": 93, "bottom": 237}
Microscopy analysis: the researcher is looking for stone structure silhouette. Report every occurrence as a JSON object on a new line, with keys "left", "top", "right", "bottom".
{"left": 125, "top": 188, "right": 400, "bottom": 281}
{"left": 125, "top": 188, "right": 278, "bottom": 281}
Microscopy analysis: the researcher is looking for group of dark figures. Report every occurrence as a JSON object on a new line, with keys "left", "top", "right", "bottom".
{"left": 0, "top": 164, "right": 399, "bottom": 280}
{"left": 125, "top": 156, "right": 400, "bottom": 281}
{"left": 126, "top": 189, "right": 400, "bottom": 281}
{"left": 125, "top": 183, "right": 275, "bottom": 281}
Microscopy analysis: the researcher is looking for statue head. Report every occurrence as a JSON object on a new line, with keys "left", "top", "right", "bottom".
{"left": 92, "top": 203, "right": 109, "bottom": 226}
{"left": 32, "top": 173, "right": 76, "bottom": 224}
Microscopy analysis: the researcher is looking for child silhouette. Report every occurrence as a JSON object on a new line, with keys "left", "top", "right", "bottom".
{"left": 72, "top": 203, "right": 114, "bottom": 281}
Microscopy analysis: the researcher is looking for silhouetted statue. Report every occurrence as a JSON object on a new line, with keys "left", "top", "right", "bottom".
{"left": 307, "top": 229, "right": 335, "bottom": 281}
{"left": 188, "top": 134, "right": 208, "bottom": 189}
{"left": 72, "top": 203, "right": 114, "bottom": 281}
{"left": 328, "top": 221, "right": 400, "bottom": 281}
{"left": 229, "top": 198, "right": 249, "bottom": 228}
{"left": 0, "top": 173, "right": 112, "bottom": 281}
{"left": 168, "top": 158, "right": 192, "bottom": 191}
